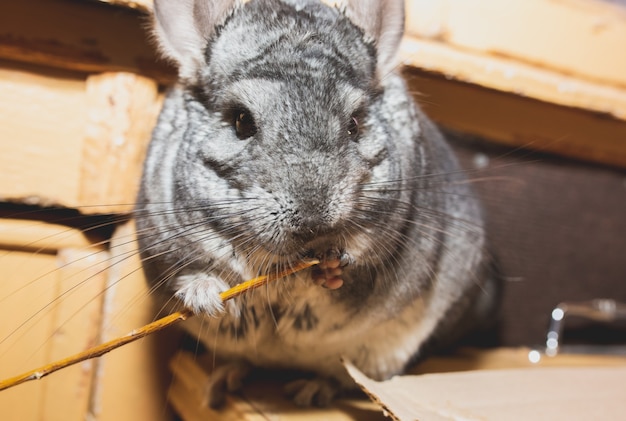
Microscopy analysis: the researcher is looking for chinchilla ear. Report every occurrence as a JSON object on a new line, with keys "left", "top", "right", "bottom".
{"left": 341, "top": 0, "right": 405, "bottom": 78}
{"left": 152, "top": 0, "right": 240, "bottom": 79}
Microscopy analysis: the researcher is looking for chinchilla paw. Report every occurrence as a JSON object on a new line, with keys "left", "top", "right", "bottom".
{"left": 203, "top": 360, "right": 251, "bottom": 408}
{"left": 175, "top": 274, "right": 240, "bottom": 317}
{"left": 284, "top": 376, "right": 340, "bottom": 407}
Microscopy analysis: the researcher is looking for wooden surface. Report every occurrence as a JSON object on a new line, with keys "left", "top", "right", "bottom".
{"left": 80, "top": 72, "right": 161, "bottom": 214}
{"left": 0, "top": 220, "right": 172, "bottom": 421}
{"left": 406, "top": 70, "right": 626, "bottom": 168}
{"left": 0, "top": 218, "right": 94, "bottom": 252}
{"left": 0, "top": 0, "right": 170, "bottom": 81}
{"left": 405, "top": 0, "right": 626, "bottom": 92}
{"left": 0, "top": 62, "right": 87, "bottom": 208}
{"left": 168, "top": 347, "right": 626, "bottom": 421}
{"left": 169, "top": 350, "right": 388, "bottom": 421}
{"left": 400, "top": 36, "right": 626, "bottom": 122}
{"left": 0, "top": 63, "right": 160, "bottom": 213}
{"left": 400, "top": 0, "right": 626, "bottom": 168}
{"left": 82, "top": 221, "right": 173, "bottom": 421}
{"left": 0, "top": 220, "right": 109, "bottom": 420}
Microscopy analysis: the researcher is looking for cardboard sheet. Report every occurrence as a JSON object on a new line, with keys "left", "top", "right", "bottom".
{"left": 345, "top": 362, "right": 626, "bottom": 421}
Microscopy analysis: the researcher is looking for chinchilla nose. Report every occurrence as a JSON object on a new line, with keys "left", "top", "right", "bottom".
{"left": 285, "top": 191, "right": 337, "bottom": 243}
{"left": 288, "top": 206, "right": 333, "bottom": 242}
{"left": 278, "top": 154, "right": 346, "bottom": 243}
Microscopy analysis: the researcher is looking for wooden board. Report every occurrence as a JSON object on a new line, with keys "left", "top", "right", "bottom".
{"left": 405, "top": 0, "right": 626, "bottom": 90}
{"left": 0, "top": 63, "right": 160, "bottom": 214}
{"left": 407, "top": 70, "right": 626, "bottom": 168}
{"left": 0, "top": 0, "right": 171, "bottom": 81}
{"left": 0, "top": 220, "right": 109, "bottom": 420}
{"left": 0, "top": 219, "right": 172, "bottom": 421}
{"left": 0, "top": 62, "right": 87, "bottom": 208}
{"left": 87, "top": 221, "right": 174, "bottom": 421}
{"left": 399, "top": 36, "right": 626, "bottom": 122}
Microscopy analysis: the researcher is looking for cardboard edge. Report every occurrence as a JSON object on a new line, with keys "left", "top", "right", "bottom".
{"left": 342, "top": 359, "right": 450, "bottom": 421}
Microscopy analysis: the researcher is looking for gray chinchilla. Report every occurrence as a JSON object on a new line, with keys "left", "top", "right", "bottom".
{"left": 136, "top": 0, "right": 501, "bottom": 407}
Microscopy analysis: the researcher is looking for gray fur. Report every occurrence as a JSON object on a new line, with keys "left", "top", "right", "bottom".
{"left": 137, "top": 0, "right": 499, "bottom": 406}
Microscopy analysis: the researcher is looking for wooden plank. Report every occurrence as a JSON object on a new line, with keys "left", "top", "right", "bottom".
{"left": 0, "top": 251, "right": 60, "bottom": 420}
{"left": 40, "top": 248, "right": 110, "bottom": 421}
{"left": 406, "top": 0, "right": 626, "bottom": 88}
{"left": 406, "top": 70, "right": 626, "bottom": 168}
{"left": 0, "top": 218, "right": 95, "bottom": 253}
{"left": 0, "top": 242, "right": 109, "bottom": 420}
{"left": 0, "top": 63, "right": 160, "bottom": 213}
{"left": 408, "top": 347, "right": 626, "bottom": 375}
{"left": 0, "top": 61, "right": 87, "bottom": 208}
{"left": 400, "top": 36, "right": 626, "bottom": 121}
{"left": 0, "top": 0, "right": 173, "bottom": 81}
{"left": 89, "top": 221, "right": 173, "bottom": 421}
{"left": 169, "top": 351, "right": 387, "bottom": 421}
{"left": 80, "top": 73, "right": 161, "bottom": 215}
{"left": 168, "top": 353, "right": 264, "bottom": 421}
{"left": 96, "top": 0, "right": 152, "bottom": 13}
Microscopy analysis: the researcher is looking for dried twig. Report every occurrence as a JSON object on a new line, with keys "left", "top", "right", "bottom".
{"left": 0, "top": 259, "right": 318, "bottom": 391}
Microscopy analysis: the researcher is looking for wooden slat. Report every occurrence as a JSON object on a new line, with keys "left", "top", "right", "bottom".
{"left": 0, "top": 63, "right": 160, "bottom": 213}
{"left": 0, "top": 251, "right": 60, "bottom": 420}
{"left": 408, "top": 347, "right": 626, "bottom": 375}
{"left": 406, "top": 70, "right": 626, "bottom": 168}
{"left": 80, "top": 72, "right": 161, "bottom": 215}
{"left": 400, "top": 37, "right": 626, "bottom": 121}
{"left": 0, "top": 0, "right": 173, "bottom": 82}
{"left": 89, "top": 221, "right": 172, "bottom": 421}
{"left": 40, "top": 248, "right": 110, "bottom": 421}
{"left": 96, "top": 0, "right": 152, "bottom": 13}
{"left": 0, "top": 244, "right": 109, "bottom": 420}
{"left": 0, "top": 218, "right": 95, "bottom": 252}
{"left": 406, "top": 0, "right": 626, "bottom": 89}
{"left": 168, "top": 351, "right": 387, "bottom": 421}
{"left": 0, "top": 62, "right": 87, "bottom": 208}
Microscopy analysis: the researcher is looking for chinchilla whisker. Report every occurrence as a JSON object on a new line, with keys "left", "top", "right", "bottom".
{"left": 354, "top": 202, "right": 485, "bottom": 280}
{"left": 0, "top": 242, "right": 142, "bottom": 355}
{"left": 443, "top": 175, "right": 527, "bottom": 188}
{"left": 359, "top": 155, "right": 534, "bottom": 189}
{"left": 360, "top": 173, "right": 521, "bottom": 194}
{"left": 358, "top": 195, "right": 486, "bottom": 236}
{"left": 368, "top": 219, "right": 483, "bottom": 293}
{"left": 0, "top": 246, "right": 111, "bottom": 308}
{"left": 350, "top": 209, "right": 482, "bottom": 278}
{"left": 350, "top": 215, "right": 430, "bottom": 258}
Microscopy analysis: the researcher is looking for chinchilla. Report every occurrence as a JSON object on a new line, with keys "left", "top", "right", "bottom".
{"left": 136, "top": 0, "right": 501, "bottom": 407}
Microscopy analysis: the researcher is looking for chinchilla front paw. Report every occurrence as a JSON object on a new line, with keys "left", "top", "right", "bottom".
{"left": 174, "top": 273, "right": 239, "bottom": 317}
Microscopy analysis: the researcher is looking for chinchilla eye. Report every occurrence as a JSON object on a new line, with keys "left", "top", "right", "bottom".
{"left": 347, "top": 116, "right": 359, "bottom": 139}
{"left": 232, "top": 108, "right": 257, "bottom": 140}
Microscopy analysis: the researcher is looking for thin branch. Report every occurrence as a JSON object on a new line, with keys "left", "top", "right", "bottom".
{"left": 0, "top": 259, "right": 319, "bottom": 392}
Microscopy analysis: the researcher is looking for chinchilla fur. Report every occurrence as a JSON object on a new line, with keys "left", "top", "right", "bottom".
{"left": 136, "top": 0, "right": 500, "bottom": 407}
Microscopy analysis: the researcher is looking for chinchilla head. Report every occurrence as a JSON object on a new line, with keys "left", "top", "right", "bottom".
{"left": 146, "top": 0, "right": 421, "bottom": 267}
